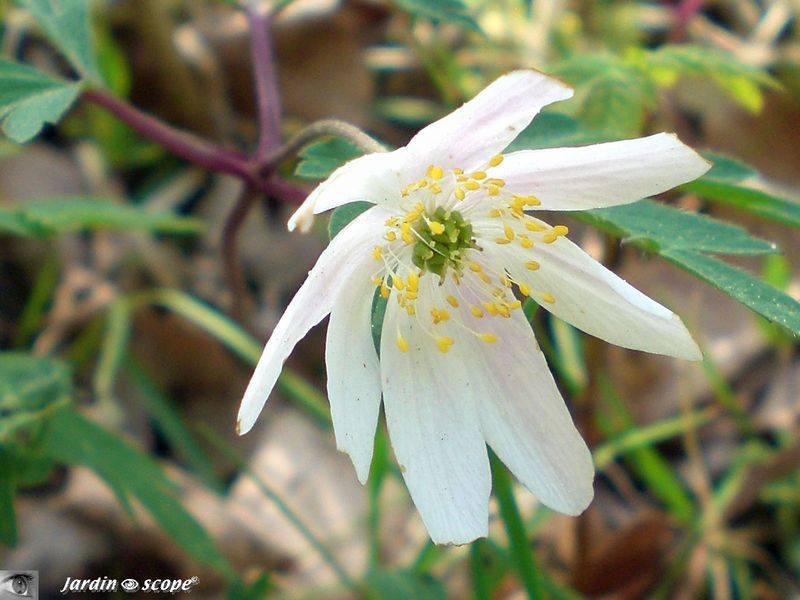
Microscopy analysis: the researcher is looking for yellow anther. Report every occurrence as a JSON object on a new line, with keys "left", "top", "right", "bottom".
{"left": 454, "top": 187, "right": 465, "bottom": 201}
{"left": 542, "top": 233, "right": 558, "bottom": 244}
{"left": 518, "top": 283, "right": 531, "bottom": 296}
{"left": 385, "top": 231, "right": 397, "bottom": 241}
{"left": 429, "top": 221, "right": 445, "bottom": 235}
{"left": 504, "top": 224, "right": 516, "bottom": 241}
{"left": 427, "top": 165, "right": 444, "bottom": 180}
{"left": 470, "top": 171, "right": 487, "bottom": 180}
{"left": 446, "top": 295, "right": 459, "bottom": 308}
{"left": 380, "top": 284, "right": 390, "bottom": 299}
{"left": 511, "top": 207, "right": 525, "bottom": 219}
{"left": 464, "top": 181, "right": 480, "bottom": 191}
{"left": 495, "top": 237, "right": 511, "bottom": 245}
{"left": 470, "top": 306, "right": 484, "bottom": 318}
{"left": 430, "top": 308, "right": 451, "bottom": 324}
{"left": 487, "top": 186, "right": 500, "bottom": 196}
{"left": 468, "top": 262, "right": 483, "bottom": 272}
{"left": 406, "top": 305, "right": 416, "bottom": 316}
{"left": 541, "top": 292, "right": 556, "bottom": 304}
{"left": 552, "top": 225, "right": 569, "bottom": 236}
{"left": 489, "top": 155, "right": 504, "bottom": 167}
{"left": 506, "top": 300, "right": 522, "bottom": 310}
{"left": 430, "top": 184, "right": 442, "bottom": 194}
{"left": 385, "top": 217, "right": 398, "bottom": 226}
{"left": 418, "top": 179, "right": 428, "bottom": 188}
{"left": 497, "top": 304, "right": 511, "bottom": 318}
{"left": 519, "top": 236, "right": 534, "bottom": 249}
{"left": 372, "top": 246, "right": 383, "bottom": 260}
{"left": 401, "top": 222, "right": 413, "bottom": 244}
{"left": 453, "top": 168, "right": 464, "bottom": 175}
{"left": 525, "top": 221, "right": 546, "bottom": 232}
{"left": 489, "top": 208, "right": 503, "bottom": 218}
{"left": 392, "top": 274, "right": 405, "bottom": 290}
{"left": 499, "top": 275, "right": 512, "bottom": 288}
{"left": 484, "top": 302, "right": 498, "bottom": 316}
{"left": 371, "top": 276, "right": 383, "bottom": 286}
{"left": 478, "top": 272, "right": 493, "bottom": 284}
{"left": 525, "top": 260, "right": 540, "bottom": 271}
{"left": 436, "top": 336, "right": 454, "bottom": 353}
{"left": 479, "top": 333, "right": 498, "bottom": 343}
{"left": 397, "top": 335, "right": 409, "bottom": 353}
{"left": 488, "top": 178, "right": 506, "bottom": 187}
{"left": 405, "top": 291, "right": 418, "bottom": 300}
{"left": 524, "top": 195, "right": 541, "bottom": 206}
{"left": 407, "top": 272, "right": 419, "bottom": 291}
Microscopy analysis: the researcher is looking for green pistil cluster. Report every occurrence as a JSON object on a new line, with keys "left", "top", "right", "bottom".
{"left": 411, "top": 207, "right": 476, "bottom": 277}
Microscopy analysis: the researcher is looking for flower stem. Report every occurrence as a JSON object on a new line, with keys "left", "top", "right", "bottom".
{"left": 245, "top": 3, "right": 282, "bottom": 160}
{"left": 490, "top": 451, "right": 543, "bottom": 600}
{"left": 82, "top": 88, "right": 254, "bottom": 182}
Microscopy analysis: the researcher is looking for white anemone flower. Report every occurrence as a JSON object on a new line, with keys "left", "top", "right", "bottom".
{"left": 237, "top": 71, "right": 710, "bottom": 545}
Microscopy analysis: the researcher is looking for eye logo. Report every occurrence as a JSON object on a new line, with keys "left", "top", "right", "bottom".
{"left": 120, "top": 579, "right": 139, "bottom": 593}
{"left": 0, "top": 571, "right": 37, "bottom": 598}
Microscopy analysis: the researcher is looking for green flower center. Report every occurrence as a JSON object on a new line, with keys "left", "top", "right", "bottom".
{"left": 409, "top": 206, "right": 476, "bottom": 277}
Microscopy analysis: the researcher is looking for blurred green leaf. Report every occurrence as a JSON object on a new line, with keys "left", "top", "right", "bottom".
{"left": 0, "top": 450, "right": 19, "bottom": 546}
{"left": 46, "top": 409, "right": 233, "bottom": 574}
{"left": 585, "top": 200, "right": 777, "bottom": 256}
{"left": 295, "top": 137, "right": 361, "bottom": 180}
{"left": 365, "top": 568, "right": 446, "bottom": 600}
{"left": 226, "top": 572, "right": 273, "bottom": 600}
{"left": 328, "top": 201, "right": 372, "bottom": 240}
{"left": 391, "top": 0, "right": 482, "bottom": 32}
{"left": 683, "top": 154, "right": 800, "bottom": 229}
{"left": 505, "top": 112, "right": 618, "bottom": 152}
{"left": 0, "top": 197, "right": 203, "bottom": 237}
{"left": 18, "top": 0, "right": 99, "bottom": 79}
{"left": 0, "top": 352, "right": 71, "bottom": 442}
{"left": 0, "top": 59, "right": 82, "bottom": 143}
{"left": 661, "top": 249, "right": 800, "bottom": 337}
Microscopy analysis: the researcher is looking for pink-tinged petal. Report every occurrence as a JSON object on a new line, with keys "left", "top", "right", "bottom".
{"left": 288, "top": 149, "right": 409, "bottom": 231}
{"left": 452, "top": 289, "right": 594, "bottom": 514}
{"left": 493, "top": 133, "right": 711, "bottom": 210}
{"left": 380, "top": 282, "right": 490, "bottom": 545}
{"left": 405, "top": 71, "right": 573, "bottom": 173}
{"left": 326, "top": 268, "right": 382, "bottom": 484}
{"left": 237, "top": 206, "right": 390, "bottom": 435}
{"left": 495, "top": 236, "right": 702, "bottom": 359}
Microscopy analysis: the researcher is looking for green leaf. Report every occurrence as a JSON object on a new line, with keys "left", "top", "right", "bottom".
{"left": 365, "top": 569, "right": 446, "bottom": 600}
{"left": 0, "top": 352, "right": 72, "bottom": 442}
{"left": 328, "top": 201, "right": 372, "bottom": 240}
{"left": 0, "top": 59, "right": 81, "bottom": 143}
{"left": 295, "top": 137, "right": 362, "bottom": 180}
{"left": 585, "top": 200, "right": 777, "bottom": 256}
{"left": 391, "top": 0, "right": 482, "bottom": 32}
{"left": 661, "top": 249, "right": 800, "bottom": 336}
{"left": 505, "top": 112, "right": 619, "bottom": 152}
{"left": 683, "top": 154, "right": 800, "bottom": 228}
{"left": 0, "top": 197, "right": 203, "bottom": 237}
{"left": 0, "top": 447, "right": 19, "bottom": 546}
{"left": 18, "top": 0, "right": 99, "bottom": 79}
{"left": 46, "top": 409, "right": 232, "bottom": 574}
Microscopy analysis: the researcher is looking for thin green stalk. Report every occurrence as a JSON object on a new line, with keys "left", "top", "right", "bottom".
{"left": 367, "top": 426, "right": 389, "bottom": 569}
{"left": 410, "top": 540, "right": 440, "bottom": 573}
{"left": 201, "top": 425, "right": 358, "bottom": 592}
{"left": 470, "top": 540, "right": 492, "bottom": 600}
{"left": 14, "top": 253, "right": 60, "bottom": 348}
{"left": 490, "top": 451, "right": 543, "bottom": 600}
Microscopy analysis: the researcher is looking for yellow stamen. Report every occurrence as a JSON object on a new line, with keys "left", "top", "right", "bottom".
{"left": 385, "top": 231, "right": 397, "bottom": 241}
{"left": 397, "top": 335, "right": 409, "bottom": 352}
{"left": 470, "top": 306, "right": 484, "bottom": 318}
{"left": 429, "top": 221, "right": 445, "bottom": 235}
{"left": 504, "top": 224, "right": 515, "bottom": 241}
{"left": 380, "top": 284, "right": 390, "bottom": 299}
{"left": 427, "top": 165, "right": 444, "bottom": 180}
{"left": 525, "top": 221, "right": 546, "bottom": 232}
{"left": 518, "top": 283, "right": 531, "bottom": 296}
{"left": 464, "top": 181, "right": 480, "bottom": 191}
{"left": 495, "top": 237, "right": 511, "bottom": 245}
{"left": 525, "top": 260, "right": 540, "bottom": 271}
{"left": 552, "top": 225, "right": 569, "bottom": 236}
{"left": 372, "top": 246, "right": 383, "bottom": 260}
{"left": 391, "top": 274, "right": 405, "bottom": 290}
{"left": 454, "top": 187, "right": 465, "bottom": 201}
{"left": 541, "top": 292, "right": 556, "bottom": 304}
{"left": 489, "top": 155, "right": 504, "bottom": 167}
{"left": 470, "top": 171, "right": 487, "bottom": 180}
{"left": 407, "top": 272, "right": 419, "bottom": 291}
{"left": 488, "top": 185, "right": 500, "bottom": 196}
{"left": 468, "top": 262, "right": 482, "bottom": 272}
{"left": 436, "top": 336, "right": 454, "bottom": 353}
{"left": 446, "top": 295, "right": 459, "bottom": 308}
{"left": 479, "top": 333, "right": 498, "bottom": 343}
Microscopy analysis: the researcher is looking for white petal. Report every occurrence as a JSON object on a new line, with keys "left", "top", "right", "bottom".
{"left": 380, "top": 282, "right": 491, "bottom": 545}
{"left": 287, "top": 149, "right": 408, "bottom": 226}
{"left": 405, "top": 70, "right": 572, "bottom": 173}
{"left": 454, "top": 293, "right": 594, "bottom": 514}
{"left": 326, "top": 269, "right": 382, "bottom": 484}
{"left": 496, "top": 237, "right": 702, "bottom": 359}
{"left": 237, "top": 206, "right": 390, "bottom": 435}
{"left": 493, "top": 133, "right": 711, "bottom": 210}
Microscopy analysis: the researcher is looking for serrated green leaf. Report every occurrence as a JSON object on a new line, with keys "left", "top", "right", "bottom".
{"left": 661, "top": 249, "right": 800, "bottom": 336}
{"left": 328, "top": 201, "right": 372, "bottom": 240}
{"left": 585, "top": 200, "right": 777, "bottom": 256}
{"left": 46, "top": 409, "right": 232, "bottom": 574}
{"left": 18, "top": 0, "right": 99, "bottom": 79}
{"left": 0, "top": 197, "right": 203, "bottom": 237}
{"left": 0, "top": 352, "right": 72, "bottom": 442}
{"left": 0, "top": 59, "right": 81, "bottom": 143}
{"left": 365, "top": 569, "right": 446, "bottom": 600}
{"left": 391, "top": 0, "right": 482, "bottom": 32}
{"left": 504, "top": 112, "right": 619, "bottom": 152}
{"left": 683, "top": 154, "right": 800, "bottom": 228}
{"left": 295, "top": 138, "right": 362, "bottom": 180}
{"left": 578, "top": 73, "right": 648, "bottom": 137}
